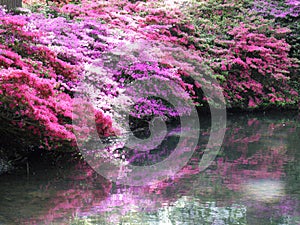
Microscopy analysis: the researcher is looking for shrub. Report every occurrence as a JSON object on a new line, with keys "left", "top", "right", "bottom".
{"left": 0, "top": 9, "right": 115, "bottom": 153}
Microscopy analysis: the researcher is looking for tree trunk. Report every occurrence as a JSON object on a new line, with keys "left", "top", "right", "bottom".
{"left": 0, "top": 0, "right": 22, "bottom": 10}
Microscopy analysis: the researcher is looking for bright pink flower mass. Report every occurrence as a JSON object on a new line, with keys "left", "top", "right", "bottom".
{"left": 0, "top": 0, "right": 299, "bottom": 151}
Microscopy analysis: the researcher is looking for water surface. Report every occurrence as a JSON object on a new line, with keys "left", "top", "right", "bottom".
{"left": 0, "top": 112, "right": 299, "bottom": 224}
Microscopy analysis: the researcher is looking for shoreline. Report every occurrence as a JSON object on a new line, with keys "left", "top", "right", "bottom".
{"left": 1, "top": 108, "right": 299, "bottom": 176}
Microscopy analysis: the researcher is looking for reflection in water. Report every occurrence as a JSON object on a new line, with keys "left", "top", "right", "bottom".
{"left": 241, "top": 179, "right": 285, "bottom": 203}
{"left": 0, "top": 113, "right": 299, "bottom": 224}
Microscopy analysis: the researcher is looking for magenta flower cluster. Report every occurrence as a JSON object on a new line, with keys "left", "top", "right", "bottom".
{"left": 0, "top": 0, "right": 299, "bottom": 150}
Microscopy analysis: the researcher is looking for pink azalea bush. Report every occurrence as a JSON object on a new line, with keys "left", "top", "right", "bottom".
{"left": 179, "top": 0, "right": 299, "bottom": 108}
{"left": 24, "top": 15, "right": 189, "bottom": 118}
{"left": 250, "top": 0, "right": 300, "bottom": 93}
{"left": 217, "top": 23, "right": 298, "bottom": 108}
{"left": 0, "top": 0, "right": 299, "bottom": 157}
{"left": 59, "top": 0, "right": 299, "bottom": 109}
{"left": 0, "top": 3, "right": 199, "bottom": 157}
{"left": 0, "top": 8, "right": 116, "bottom": 153}
{"left": 251, "top": 0, "right": 300, "bottom": 18}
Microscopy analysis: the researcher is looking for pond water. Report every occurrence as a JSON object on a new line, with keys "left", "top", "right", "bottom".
{"left": 0, "top": 112, "right": 299, "bottom": 225}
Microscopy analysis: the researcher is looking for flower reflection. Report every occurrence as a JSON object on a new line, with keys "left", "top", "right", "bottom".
{"left": 3, "top": 114, "right": 298, "bottom": 224}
